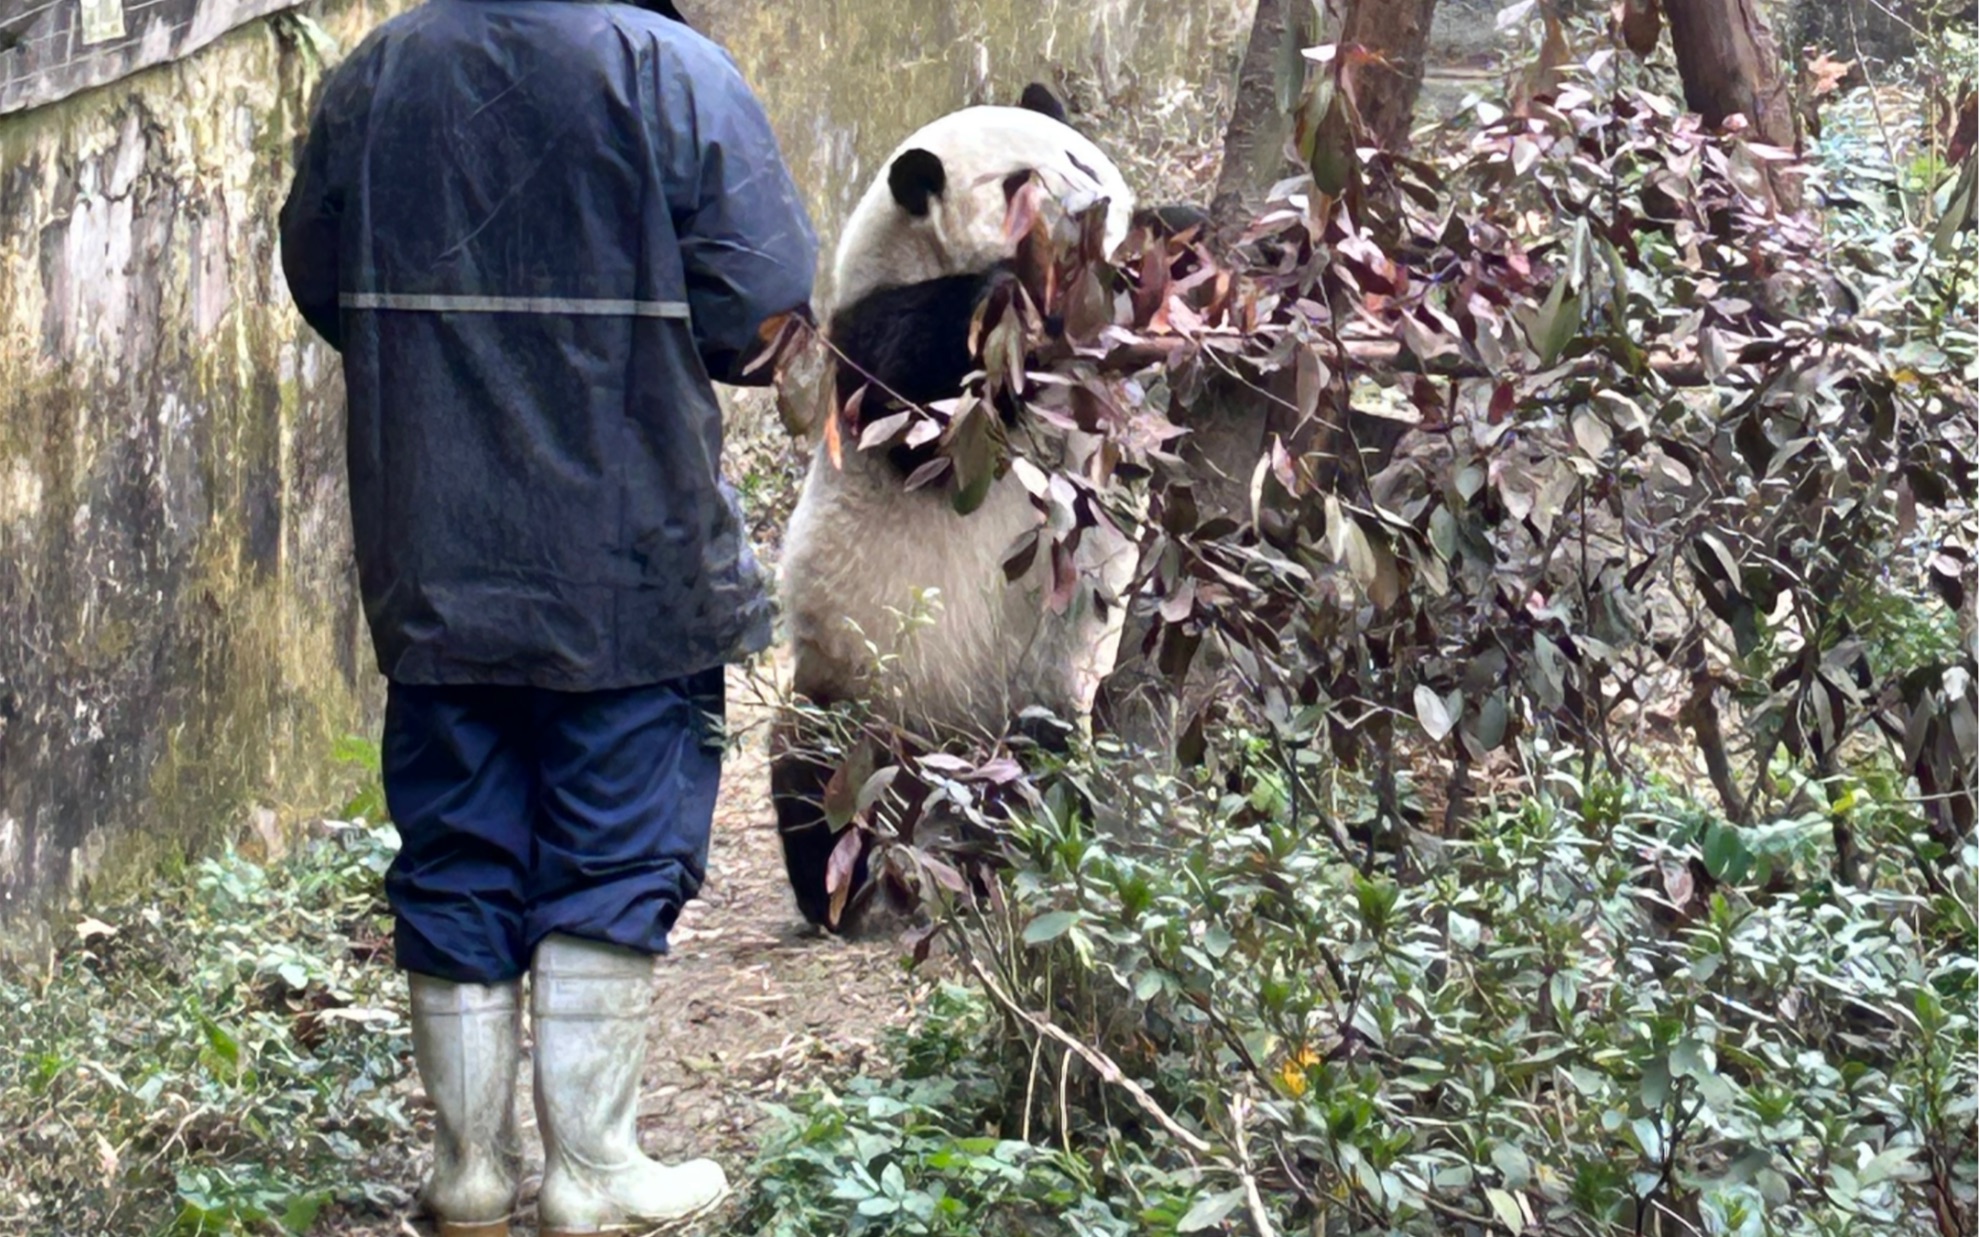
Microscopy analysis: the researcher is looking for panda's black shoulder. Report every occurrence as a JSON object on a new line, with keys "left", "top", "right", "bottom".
{"left": 828, "top": 270, "right": 1010, "bottom": 409}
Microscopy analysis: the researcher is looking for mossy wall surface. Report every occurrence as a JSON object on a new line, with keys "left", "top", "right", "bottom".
{"left": 0, "top": 1, "right": 415, "bottom": 944}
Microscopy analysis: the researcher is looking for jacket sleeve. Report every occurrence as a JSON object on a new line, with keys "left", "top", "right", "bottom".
{"left": 669, "top": 57, "right": 819, "bottom": 386}
{"left": 278, "top": 85, "right": 345, "bottom": 352}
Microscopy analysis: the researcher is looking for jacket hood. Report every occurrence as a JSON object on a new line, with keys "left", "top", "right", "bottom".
{"left": 455, "top": 0, "right": 689, "bottom": 23}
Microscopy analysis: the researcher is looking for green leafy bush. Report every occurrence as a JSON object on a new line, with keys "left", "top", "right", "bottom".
{"left": 743, "top": 983, "right": 1158, "bottom": 1237}
{"left": 751, "top": 748, "right": 1976, "bottom": 1235}
{"left": 0, "top": 818, "right": 413, "bottom": 1235}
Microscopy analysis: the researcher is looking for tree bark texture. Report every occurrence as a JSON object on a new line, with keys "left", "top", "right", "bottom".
{"left": 1663, "top": 0, "right": 1800, "bottom": 145}
{"left": 1337, "top": 0, "right": 1441, "bottom": 151}
{"left": 1208, "top": 0, "right": 1316, "bottom": 240}
{"left": 1663, "top": 0, "right": 1802, "bottom": 209}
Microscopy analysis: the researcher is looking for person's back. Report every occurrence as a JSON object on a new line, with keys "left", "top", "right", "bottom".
{"left": 279, "top": 4, "right": 816, "bottom": 1231}
{"left": 284, "top": 0, "right": 814, "bottom": 690}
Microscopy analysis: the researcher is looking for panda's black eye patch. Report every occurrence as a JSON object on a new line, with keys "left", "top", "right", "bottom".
{"left": 889, "top": 148, "right": 947, "bottom": 218}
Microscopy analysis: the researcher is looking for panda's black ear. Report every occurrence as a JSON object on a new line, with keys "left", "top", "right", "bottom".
{"left": 1018, "top": 82, "right": 1068, "bottom": 124}
{"left": 888, "top": 148, "right": 946, "bottom": 218}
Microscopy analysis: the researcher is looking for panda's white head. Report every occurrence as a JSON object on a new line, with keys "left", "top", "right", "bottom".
{"left": 831, "top": 104, "right": 1137, "bottom": 312}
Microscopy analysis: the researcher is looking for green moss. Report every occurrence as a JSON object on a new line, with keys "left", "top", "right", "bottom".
{"left": 0, "top": 6, "right": 394, "bottom": 944}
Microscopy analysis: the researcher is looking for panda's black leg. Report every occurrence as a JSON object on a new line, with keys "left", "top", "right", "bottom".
{"left": 770, "top": 720, "right": 868, "bottom": 932}
{"left": 1010, "top": 710, "right": 1076, "bottom": 755}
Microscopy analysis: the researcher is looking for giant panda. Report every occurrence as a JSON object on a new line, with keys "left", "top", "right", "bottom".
{"left": 772, "top": 86, "right": 1147, "bottom": 932}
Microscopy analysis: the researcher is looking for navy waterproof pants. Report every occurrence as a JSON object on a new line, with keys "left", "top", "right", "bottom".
{"left": 380, "top": 668, "right": 725, "bottom": 984}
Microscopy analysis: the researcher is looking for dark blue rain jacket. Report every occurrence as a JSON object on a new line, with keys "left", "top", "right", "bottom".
{"left": 280, "top": 0, "right": 817, "bottom": 690}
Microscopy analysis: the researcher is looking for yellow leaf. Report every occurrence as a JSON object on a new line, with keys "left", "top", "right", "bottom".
{"left": 1278, "top": 1044, "right": 1322, "bottom": 1098}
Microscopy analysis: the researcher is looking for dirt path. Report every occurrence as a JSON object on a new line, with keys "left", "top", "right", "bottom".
{"left": 393, "top": 664, "right": 925, "bottom": 1236}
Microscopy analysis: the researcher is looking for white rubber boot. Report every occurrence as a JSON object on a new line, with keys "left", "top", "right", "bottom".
{"left": 530, "top": 934, "right": 729, "bottom": 1235}
{"left": 407, "top": 975, "right": 522, "bottom": 1237}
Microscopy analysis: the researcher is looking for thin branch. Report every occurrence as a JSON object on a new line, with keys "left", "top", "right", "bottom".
{"left": 1082, "top": 333, "right": 1710, "bottom": 385}
{"left": 1230, "top": 1095, "right": 1279, "bottom": 1237}
{"left": 961, "top": 950, "right": 1213, "bottom": 1157}
{"left": 1847, "top": 2, "right": 1917, "bottom": 229}
{"left": 1678, "top": 640, "right": 1750, "bottom": 824}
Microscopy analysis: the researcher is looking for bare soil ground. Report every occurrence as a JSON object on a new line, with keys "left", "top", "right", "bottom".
{"left": 373, "top": 663, "right": 930, "bottom": 1236}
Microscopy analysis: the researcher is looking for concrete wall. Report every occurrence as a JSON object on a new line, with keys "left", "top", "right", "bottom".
{"left": 0, "top": 0, "right": 415, "bottom": 938}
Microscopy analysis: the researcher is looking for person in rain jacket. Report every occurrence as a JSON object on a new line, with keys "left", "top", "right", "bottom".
{"left": 279, "top": 0, "right": 816, "bottom": 1230}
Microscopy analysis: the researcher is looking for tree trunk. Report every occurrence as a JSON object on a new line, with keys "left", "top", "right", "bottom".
{"left": 1112, "top": 0, "right": 1311, "bottom": 754}
{"left": 1662, "top": 0, "right": 1802, "bottom": 208}
{"left": 1103, "top": 0, "right": 1442, "bottom": 757}
{"left": 1207, "top": 0, "right": 1316, "bottom": 241}
{"left": 1337, "top": 0, "right": 1441, "bottom": 151}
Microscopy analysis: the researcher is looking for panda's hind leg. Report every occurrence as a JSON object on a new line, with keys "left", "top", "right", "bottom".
{"left": 770, "top": 718, "right": 866, "bottom": 932}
